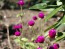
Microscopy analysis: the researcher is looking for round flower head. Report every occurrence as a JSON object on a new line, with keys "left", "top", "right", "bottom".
{"left": 32, "top": 16, "right": 37, "bottom": 20}
{"left": 14, "top": 31, "right": 21, "bottom": 36}
{"left": 17, "top": 0, "right": 25, "bottom": 6}
{"left": 28, "top": 20, "right": 35, "bottom": 26}
{"left": 53, "top": 43, "right": 59, "bottom": 49}
{"left": 38, "top": 12, "right": 44, "bottom": 19}
{"left": 35, "top": 36, "right": 45, "bottom": 43}
{"left": 17, "top": 24, "right": 22, "bottom": 28}
{"left": 49, "top": 29, "right": 56, "bottom": 38}
{"left": 12, "top": 24, "right": 22, "bottom": 29}
{"left": 48, "top": 45, "right": 54, "bottom": 49}
{"left": 37, "top": 46, "right": 42, "bottom": 49}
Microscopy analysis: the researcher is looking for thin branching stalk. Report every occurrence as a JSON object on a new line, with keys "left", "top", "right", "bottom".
{"left": 7, "top": 26, "right": 13, "bottom": 49}
{"left": 3, "top": 14, "right": 13, "bottom": 49}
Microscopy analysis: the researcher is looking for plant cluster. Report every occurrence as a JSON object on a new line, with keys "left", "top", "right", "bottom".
{"left": 3, "top": 0, "right": 65, "bottom": 49}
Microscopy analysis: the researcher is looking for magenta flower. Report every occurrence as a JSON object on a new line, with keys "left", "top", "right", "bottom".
{"left": 14, "top": 31, "right": 21, "bottom": 36}
{"left": 28, "top": 20, "right": 35, "bottom": 26}
{"left": 37, "top": 46, "right": 42, "bottom": 49}
{"left": 17, "top": 0, "right": 25, "bottom": 6}
{"left": 32, "top": 16, "right": 37, "bottom": 20}
{"left": 48, "top": 43, "right": 59, "bottom": 49}
{"left": 35, "top": 36, "right": 45, "bottom": 43}
{"left": 12, "top": 24, "right": 22, "bottom": 29}
{"left": 48, "top": 45, "right": 54, "bottom": 49}
{"left": 38, "top": 12, "right": 45, "bottom": 19}
{"left": 53, "top": 43, "right": 59, "bottom": 49}
{"left": 18, "top": 24, "right": 23, "bottom": 28}
{"left": 49, "top": 29, "right": 56, "bottom": 38}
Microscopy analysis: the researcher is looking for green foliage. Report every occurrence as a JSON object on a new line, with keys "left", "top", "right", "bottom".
{"left": 29, "top": 3, "right": 47, "bottom": 9}
{"left": 14, "top": 0, "right": 65, "bottom": 49}
{"left": 57, "top": 32, "right": 63, "bottom": 37}
{"left": 44, "top": 13, "right": 65, "bottom": 32}
{"left": 16, "top": 13, "right": 24, "bottom": 17}
{"left": 44, "top": 6, "right": 62, "bottom": 22}
{"left": 44, "top": 22, "right": 58, "bottom": 32}
{"left": 54, "top": 32, "right": 65, "bottom": 42}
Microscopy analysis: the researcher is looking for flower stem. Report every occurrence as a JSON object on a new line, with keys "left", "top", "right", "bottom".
{"left": 7, "top": 26, "right": 13, "bottom": 49}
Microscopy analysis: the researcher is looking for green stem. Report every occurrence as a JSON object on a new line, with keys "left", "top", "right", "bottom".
{"left": 21, "top": 6, "right": 23, "bottom": 12}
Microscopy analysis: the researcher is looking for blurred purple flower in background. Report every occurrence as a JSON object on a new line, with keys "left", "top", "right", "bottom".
{"left": 12, "top": 24, "right": 22, "bottom": 29}
{"left": 53, "top": 43, "right": 59, "bottom": 49}
{"left": 35, "top": 35, "right": 45, "bottom": 43}
{"left": 32, "top": 16, "right": 37, "bottom": 20}
{"left": 17, "top": 0, "right": 25, "bottom": 6}
{"left": 48, "top": 45, "right": 54, "bottom": 49}
{"left": 37, "top": 46, "right": 42, "bottom": 49}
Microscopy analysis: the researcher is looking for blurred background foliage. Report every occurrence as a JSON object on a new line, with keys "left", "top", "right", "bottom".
{"left": 0, "top": 0, "right": 60, "bottom": 10}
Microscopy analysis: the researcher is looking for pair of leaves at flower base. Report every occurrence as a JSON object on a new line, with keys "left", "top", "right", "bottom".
{"left": 16, "top": 13, "right": 24, "bottom": 17}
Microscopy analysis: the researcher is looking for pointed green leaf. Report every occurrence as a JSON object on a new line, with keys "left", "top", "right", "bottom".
{"left": 54, "top": 32, "right": 65, "bottom": 42}
{"left": 21, "top": 38, "right": 28, "bottom": 42}
{"left": 29, "top": 3, "right": 47, "bottom": 9}
{"left": 44, "top": 22, "right": 58, "bottom": 32}
{"left": 60, "top": 15, "right": 65, "bottom": 23}
{"left": 44, "top": 13, "right": 64, "bottom": 32}
{"left": 44, "top": 6, "right": 62, "bottom": 22}
{"left": 16, "top": 13, "right": 24, "bottom": 17}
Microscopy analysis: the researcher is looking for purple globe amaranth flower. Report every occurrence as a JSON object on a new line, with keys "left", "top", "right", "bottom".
{"left": 49, "top": 29, "right": 56, "bottom": 38}
{"left": 37, "top": 46, "right": 42, "bottom": 49}
{"left": 17, "top": 0, "right": 25, "bottom": 6}
{"left": 48, "top": 45, "right": 54, "bottom": 49}
{"left": 53, "top": 43, "right": 59, "bottom": 49}
{"left": 12, "top": 24, "right": 22, "bottom": 29}
{"left": 28, "top": 20, "right": 35, "bottom": 26}
{"left": 18, "top": 24, "right": 23, "bottom": 28}
{"left": 38, "top": 12, "right": 45, "bottom": 19}
{"left": 32, "top": 16, "right": 37, "bottom": 20}
{"left": 35, "top": 36, "right": 45, "bottom": 43}
{"left": 14, "top": 31, "right": 21, "bottom": 36}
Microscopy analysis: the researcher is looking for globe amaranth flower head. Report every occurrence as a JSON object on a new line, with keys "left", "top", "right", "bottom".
{"left": 17, "top": 0, "right": 25, "bottom": 6}
{"left": 38, "top": 12, "right": 45, "bottom": 19}
{"left": 28, "top": 20, "right": 35, "bottom": 26}
{"left": 35, "top": 35, "right": 45, "bottom": 43}
{"left": 14, "top": 30, "right": 21, "bottom": 36}
{"left": 37, "top": 46, "right": 42, "bottom": 49}
{"left": 53, "top": 43, "right": 59, "bottom": 49}
{"left": 32, "top": 16, "right": 37, "bottom": 20}
{"left": 12, "top": 24, "right": 22, "bottom": 29}
{"left": 48, "top": 43, "right": 59, "bottom": 49}
{"left": 49, "top": 29, "right": 56, "bottom": 38}
{"left": 48, "top": 45, "right": 54, "bottom": 49}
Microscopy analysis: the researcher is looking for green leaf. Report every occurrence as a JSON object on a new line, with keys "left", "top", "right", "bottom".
{"left": 29, "top": 3, "right": 47, "bottom": 9}
{"left": 44, "top": 12, "right": 64, "bottom": 32}
{"left": 44, "top": 22, "right": 58, "bottom": 32}
{"left": 40, "top": 8, "right": 54, "bottom": 12}
{"left": 57, "top": 32, "right": 63, "bottom": 37}
{"left": 44, "top": 6, "right": 62, "bottom": 22}
{"left": 14, "top": 37, "right": 20, "bottom": 43}
{"left": 60, "top": 15, "right": 65, "bottom": 23}
{"left": 25, "top": 42, "right": 35, "bottom": 47}
{"left": 56, "top": 23, "right": 65, "bottom": 31}
{"left": 54, "top": 32, "right": 65, "bottom": 42}
{"left": 21, "top": 38, "right": 28, "bottom": 42}
{"left": 55, "top": 15, "right": 65, "bottom": 30}
{"left": 16, "top": 13, "right": 24, "bottom": 17}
